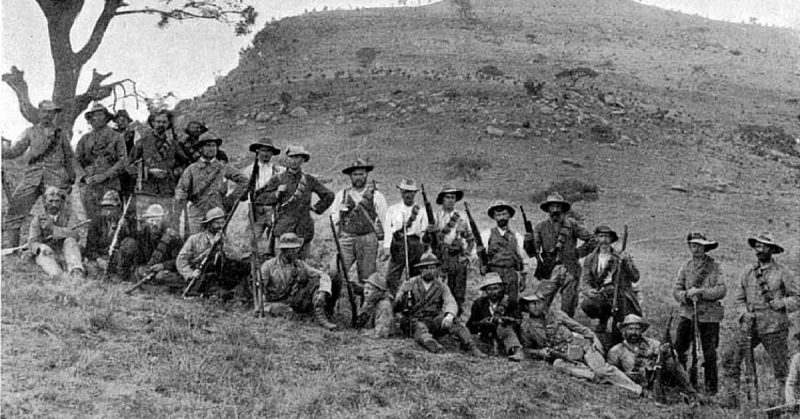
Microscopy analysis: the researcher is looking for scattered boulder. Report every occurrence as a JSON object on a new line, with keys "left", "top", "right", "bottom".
{"left": 561, "top": 158, "right": 583, "bottom": 168}
{"left": 254, "top": 112, "right": 272, "bottom": 122}
{"left": 670, "top": 184, "right": 690, "bottom": 193}
{"left": 486, "top": 126, "right": 504, "bottom": 136}
{"left": 531, "top": 179, "right": 599, "bottom": 205}
{"left": 289, "top": 107, "right": 308, "bottom": 118}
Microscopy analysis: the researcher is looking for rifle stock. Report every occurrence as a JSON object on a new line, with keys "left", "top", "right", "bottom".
{"left": 463, "top": 202, "right": 488, "bottom": 268}
{"left": 653, "top": 311, "right": 674, "bottom": 404}
{"left": 330, "top": 215, "right": 359, "bottom": 328}
{"left": 689, "top": 298, "right": 703, "bottom": 388}
{"left": 247, "top": 156, "right": 264, "bottom": 317}
{"left": 103, "top": 196, "right": 133, "bottom": 281}
{"left": 611, "top": 224, "right": 630, "bottom": 324}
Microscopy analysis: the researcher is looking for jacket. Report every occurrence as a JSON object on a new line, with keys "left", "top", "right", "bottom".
{"left": 672, "top": 255, "right": 726, "bottom": 323}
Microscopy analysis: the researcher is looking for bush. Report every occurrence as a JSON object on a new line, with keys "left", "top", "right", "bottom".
{"left": 444, "top": 156, "right": 491, "bottom": 181}
{"left": 355, "top": 47, "right": 380, "bottom": 69}
{"left": 530, "top": 179, "right": 599, "bottom": 205}
{"left": 477, "top": 65, "right": 504, "bottom": 77}
{"left": 348, "top": 124, "right": 374, "bottom": 137}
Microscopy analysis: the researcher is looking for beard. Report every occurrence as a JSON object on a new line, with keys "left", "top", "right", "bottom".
{"left": 624, "top": 332, "right": 643, "bottom": 344}
{"left": 756, "top": 251, "right": 772, "bottom": 263}
{"left": 352, "top": 178, "right": 366, "bottom": 189}
{"left": 155, "top": 126, "right": 167, "bottom": 136}
{"left": 496, "top": 219, "right": 509, "bottom": 228}
{"left": 422, "top": 271, "right": 436, "bottom": 282}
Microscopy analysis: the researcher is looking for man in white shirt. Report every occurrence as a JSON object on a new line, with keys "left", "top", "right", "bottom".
{"left": 240, "top": 137, "right": 285, "bottom": 248}
{"left": 330, "top": 159, "right": 387, "bottom": 294}
{"left": 382, "top": 179, "right": 433, "bottom": 295}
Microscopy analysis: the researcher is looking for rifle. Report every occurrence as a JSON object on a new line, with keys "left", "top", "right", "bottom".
{"left": 124, "top": 270, "right": 156, "bottom": 295}
{"left": 689, "top": 298, "right": 703, "bottom": 389}
{"left": 419, "top": 184, "right": 438, "bottom": 254}
{"left": 182, "top": 196, "right": 243, "bottom": 297}
{"left": 762, "top": 403, "right": 799, "bottom": 418}
{"left": 463, "top": 202, "right": 488, "bottom": 268}
{"left": 102, "top": 196, "right": 133, "bottom": 281}
{"left": 610, "top": 225, "right": 629, "bottom": 330}
{"left": 521, "top": 205, "right": 547, "bottom": 279}
{"left": 330, "top": 215, "right": 359, "bottom": 328}
{"left": 247, "top": 155, "right": 264, "bottom": 317}
{"left": 653, "top": 311, "right": 674, "bottom": 404}
{"left": 403, "top": 289, "right": 414, "bottom": 338}
{"left": 744, "top": 311, "right": 760, "bottom": 406}
{"left": 2, "top": 219, "right": 91, "bottom": 256}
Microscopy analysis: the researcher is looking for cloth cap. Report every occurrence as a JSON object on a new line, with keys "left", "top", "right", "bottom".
{"left": 488, "top": 200, "right": 515, "bottom": 218}
{"left": 436, "top": 184, "right": 464, "bottom": 205}
{"left": 143, "top": 204, "right": 166, "bottom": 219}
{"left": 249, "top": 137, "right": 280, "bottom": 154}
{"left": 200, "top": 207, "right": 226, "bottom": 224}
{"left": 479, "top": 272, "right": 505, "bottom": 290}
{"left": 43, "top": 185, "right": 66, "bottom": 199}
{"left": 617, "top": 314, "right": 650, "bottom": 332}
{"left": 84, "top": 102, "right": 114, "bottom": 121}
{"left": 38, "top": 100, "right": 62, "bottom": 112}
{"left": 414, "top": 252, "right": 441, "bottom": 269}
{"left": 594, "top": 225, "right": 619, "bottom": 243}
{"left": 285, "top": 145, "right": 311, "bottom": 162}
{"left": 365, "top": 272, "right": 388, "bottom": 292}
{"left": 396, "top": 179, "right": 419, "bottom": 192}
{"left": 277, "top": 232, "right": 304, "bottom": 249}
{"left": 100, "top": 190, "right": 121, "bottom": 207}
{"left": 342, "top": 158, "right": 374, "bottom": 175}
{"left": 539, "top": 193, "right": 572, "bottom": 213}
{"left": 686, "top": 232, "right": 719, "bottom": 251}
{"left": 747, "top": 234, "right": 784, "bottom": 254}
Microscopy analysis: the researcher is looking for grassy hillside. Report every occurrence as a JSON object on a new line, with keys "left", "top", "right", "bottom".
{"left": 4, "top": 0, "right": 800, "bottom": 417}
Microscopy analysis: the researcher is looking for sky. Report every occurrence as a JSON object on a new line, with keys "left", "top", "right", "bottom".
{"left": 1, "top": 0, "right": 798, "bottom": 140}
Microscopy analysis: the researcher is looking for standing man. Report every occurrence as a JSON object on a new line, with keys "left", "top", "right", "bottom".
{"left": 580, "top": 225, "right": 641, "bottom": 338}
{"left": 259, "top": 233, "right": 341, "bottom": 330}
{"left": 432, "top": 184, "right": 474, "bottom": 314}
{"left": 178, "top": 121, "right": 228, "bottom": 165}
{"left": 479, "top": 200, "right": 528, "bottom": 314}
{"left": 466, "top": 273, "right": 524, "bottom": 361}
{"left": 175, "top": 207, "right": 251, "bottom": 300}
{"left": 382, "top": 179, "right": 431, "bottom": 295}
{"left": 113, "top": 109, "right": 140, "bottom": 202}
{"left": 26, "top": 186, "right": 86, "bottom": 280}
{"left": 130, "top": 109, "right": 187, "bottom": 224}
{"left": 330, "top": 159, "right": 387, "bottom": 293}
{"left": 672, "top": 232, "right": 726, "bottom": 395}
{"left": 75, "top": 103, "right": 128, "bottom": 224}
{"left": 722, "top": 234, "right": 800, "bottom": 408}
{"left": 394, "top": 253, "right": 486, "bottom": 357}
{"left": 174, "top": 132, "right": 248, "bottom": 235}
{"left": 526, "top": 193, "right": 594, "bottom": 318}
{"left": 240, "top": 137, "right": 284, "bottom": 239}
{"left": 260, "top": 146, "right": 334, "bottom": 259}
{"left": 1, "top": 100, "right": 75, "bottom": 248}
{"left": 120, "top": 203, "right": 184, "bottom": 290}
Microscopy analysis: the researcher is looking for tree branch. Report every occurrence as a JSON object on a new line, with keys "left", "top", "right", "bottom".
{"left": 2, "top": 66, "right": 39, "bottom": 124}
{"left": 114, "top": 3, "right": 257, "bottom": 34}
{"left": 75, "top": 0, "right": 123, "bottom": 65}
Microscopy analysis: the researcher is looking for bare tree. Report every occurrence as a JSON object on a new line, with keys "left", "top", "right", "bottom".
{"left": 3, "top": 0, "right": 257, "bottom": 129}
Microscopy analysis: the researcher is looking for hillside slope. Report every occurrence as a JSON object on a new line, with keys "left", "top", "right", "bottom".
{"left": 4, "top": 0, "right": 800, "bottom": 417}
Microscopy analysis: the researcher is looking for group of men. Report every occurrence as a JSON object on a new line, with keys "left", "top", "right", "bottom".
{"left": 2, "top": 99, "right": 799, "bottom": 410}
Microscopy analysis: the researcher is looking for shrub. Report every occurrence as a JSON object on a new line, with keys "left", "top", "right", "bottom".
{"left": 355, "top": 47, "right": 380, "bottom": 69}
{"left": 444, "top": 156, "right": 491, "bottom": 181}
{"left": 477, "top": 65, "right": 504, "bottom": 77}
{"left": 348, "top": 124, "right": 373, "bottom": 137}
{"left": 530, "top": 179, "right": 599, "bottom": 205}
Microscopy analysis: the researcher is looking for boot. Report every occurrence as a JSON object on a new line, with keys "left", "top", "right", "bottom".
{"left": 69, "top": 268, "right": 86, "bottom": 281}
{"left": 421, "top": 337, "right": 444, "bottom": 353}
{"left": 313, "top": 292, "right": 338, "bottom": 331}
{"left": 468, "top": 345, "right": 488, "bottom": 358}
{"left": 508, "top": 346, "right": 524, "bottom": 362}
{"left": 2, "top": 227, "right": 20, "bottom": 249}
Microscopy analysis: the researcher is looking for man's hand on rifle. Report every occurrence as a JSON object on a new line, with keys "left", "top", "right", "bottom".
{"left": 685, "top": 287, "right": 702, "bottom": 300}
{"left": 769, "top": 298, "right": 786, "bottom": 311}
{"left": 189, "top": 269, "right": 202, "bottom": 280}
{"left": 378, "top": 247, "right": 390, "bottom": 262}
{"left": 441, "top": 312, "right": 455, "bottom": 329}
{"left": 620, "top": 251, "right": 633, "bottom": 262}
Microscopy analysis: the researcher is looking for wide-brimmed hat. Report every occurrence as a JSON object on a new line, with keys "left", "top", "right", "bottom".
{"left": 100, "top": 190, "right": 121, "bottom": 207}
{"left": 285, "top": 145, "right": 311, "bottom": 162}
{"left": 277, "top": 232, "right": 304, "bottom": 249}
{"left": 84, "top": 103, "right": 114, "bottom": 121}
{"left": 185, "top": 121, "right": 209, "bottom": 136}
{"left": 617, "top": 314, "right": 649, "bottom": 332}
{"left": 249, "top": 137, "right": 280, "bottom": 154}
{"left": 414, "top": 252, "right": 441, "bottom": 269}
{"left": 488, "top": 200, "right": 515, "bottom": 218}
{"left": 43, "top": 185, "right": 66, "bottom": 200}
{"left": 38, "top": 100, "right": 62, "bottom": 112}
{"left": 193, "top": 132, "right": 223, "bottom": 149}
{"left": 479, "top": 273, "right": 505, "bottom": 290}
{"left": 365, "top": 272, "right": 387, "bottom": 292}
{"left": 747, "top": 234, "right": 784, "bottom": 254}
{"left": 519, "top": 290, "right": 545, "bottom": 303}
{"left": 200, "top": 207, "right": 226, "bottom": 224}
{"left": 396, "top": 179, "right": 419, "bottom": 192}
{"left": 342, "top": 158, "right": 374, "bottom": 175}
{"left": 594, "top": 225, "right": 619, "bottom": 243}
{"left": 539, "top": 193, "right": 571, "bottom": 213}
{"left": 436, "top": 184, "right": 464, "bottom": 205}
{"left": 142, "top": 204, "right": 166, "bottom": 219}
{"left": 114, "top": 109, "right": 132, "bottom": 122}
{"left": 686, "top": 232, "right": 718, "bottom": 251}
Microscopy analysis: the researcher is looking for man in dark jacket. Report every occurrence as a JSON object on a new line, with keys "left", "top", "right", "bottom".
{"left": 466, "top": 273, "right": 523, "bottom": 361}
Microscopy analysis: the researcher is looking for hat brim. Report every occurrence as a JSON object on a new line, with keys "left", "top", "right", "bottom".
{"left": 480, "top": 281, "right": 506, "bottom": 290}
{"left": 200, "top": 215, "right": 225, "bottom": 224}
{"left": 414, "top": 261, "right": 441, "bottom": 269}
{"left": 277, "top": 243, "right": 303, "bottom": 249}
{"left": 85, "top": 109, "right": 114, "bottom": 121}
{"left": 688, "top": 239, "right": 719, "bottom": 251}
{"left": 287, "top": 153, "right": 310, "bottom": 162}
{"left": 540, "top": 200, "right": 572, "bottom": 213}
{"left": 618, "top": 322, "right": 650, "bottom": 332}
{"left": 193, "top": 138, "right": 223, "bottom": 149}
{"left": 488, "top": 205, "right": 515, "bottom": 218}
{"left": 342, "top": 165, "right": 374, "bottom": 175}
{"left": 747, "top": 237, "right": 784, "bottom": 254}
{"left": 397, "top": 184, "right": 419, "bottom": 192}
{"left": 436, "top": 190, "right": 464, "bottom": 205}
{"left": 520, "top": 293, "right": 543, "bottom": 302}
{"left": 250, "top": 144, "right": 280, "bottom": 154}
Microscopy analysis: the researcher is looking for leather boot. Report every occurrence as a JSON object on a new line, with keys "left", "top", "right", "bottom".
{"left": 2, "top": 227, "right": 20, "bottom": 249}
{"left": 508, "top": 346, "right": 524, "bottom": 362}
{"left": 313, "top": 292, "right": 338, "bottom": 331}
{"left": 420, "top": 337, "right": 444, "bottom": 353}
{"left": 465, "top": 341, "right": 488, "bottom": 358}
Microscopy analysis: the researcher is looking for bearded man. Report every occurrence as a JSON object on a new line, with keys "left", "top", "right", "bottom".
{"left": 26, "top": 186, "right": 87, "bottom": 280}
{"left": 118, "top": 203, "right": 184, "bottom": 289}
{"left": 466, "top": 273, "right": 524, "bottom": 361}
{"left": 478, "top": 200, "right": 528, "bottom": 314}
{"left": 431, "top": 185, "right": 473, "bottom": 315}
